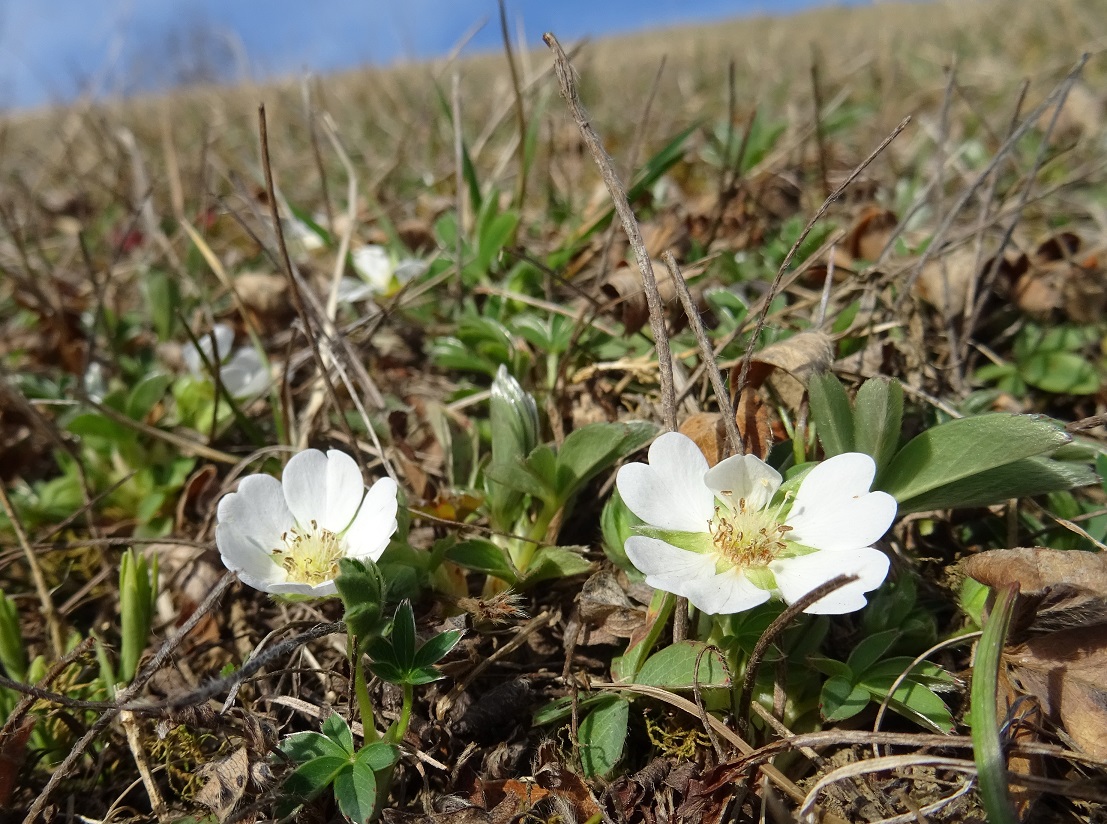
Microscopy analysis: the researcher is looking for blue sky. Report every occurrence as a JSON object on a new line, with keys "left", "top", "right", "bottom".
{"left": 0, "top": 1, "right": 868, "bottom": 110}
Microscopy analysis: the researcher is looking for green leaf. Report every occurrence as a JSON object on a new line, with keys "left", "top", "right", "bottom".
{"left": 322, "top": 713, "right": 354, "bottom": 754}
{"left": 578, "top": 696, "right": 630, "bottom": 777}
{"left": 143, "top": 269, "right": 179, "bottom": 340}
{"left": 845, "top": 630, "right": 900, "bottom": 675}
{"left": 491, "top": 366, "right": 538, "bottom": 455}
{"left": 280, "top": 731, "right": 349, "bottom": 763}
{"left": 412, "top": 630, "right": 463, "bottom": 669}
{"left": 484, "top": 460, "right": 555, "bottom": 503}
{"left": 852, "top": 377, "right": 903, "bottom": 472}
{"left": 391, "top": 601, "right": 417, "bottom": 672}
{"left": 820, "top": 676, "right": 870, "bottom": 722}
{"left": 334, "top": 761, "right": 376, "bottom": 824}
{"left": 356, "top": 741, "right": 399, "bottom": 773}
{"left": 859, "top": 677, "right": 955, "bottom": 733}
{"left": 519, "top": 546, "right": 593, "bottom": 587}
{"left": 282, "top": 755, "right": 349, "bottom": 800}
{"left": 1019, "top": 351, "right": 1100, "bottom": 395}
{"left": 808, "top": 656, "right": 851, "bottom": 680}
{"left": 636, "top": 641, "right": 730, "bottom": 689}
{"left": 445, "top": 539, "right": 518, "bottom": 583}
{"left": 533, "top": 692, "right": 624, "bottom": 726}
{"left": 126, "top": 373, "right": 172, "bottom": 421}
{"left": 555, "top": 421, "right": 658, "bottom": 499}
{"left": 808, "top": 372, "right": 855, "bottom": 456}
{"left": 878, "top": 414, "right": 1071, "bottom": 504}
{"left": 896, "top": 455, "right": 1096, "bottom": 513}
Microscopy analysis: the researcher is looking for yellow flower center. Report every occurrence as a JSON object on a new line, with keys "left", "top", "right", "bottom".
{"left": 709, "top": 500, "right": 792, "bottom": 568}
{"left": 275, "top": 519, "right": 344, "bottom": 586}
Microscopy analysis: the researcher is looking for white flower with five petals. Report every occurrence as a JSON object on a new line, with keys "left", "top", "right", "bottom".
{"left": 215, "top": 449, "right": 398, "bottom": 597}
{"left": 616, "top": 432, "right": 897, "bottom": 615}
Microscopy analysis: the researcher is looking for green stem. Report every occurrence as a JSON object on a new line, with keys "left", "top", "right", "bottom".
{"left": 388, "top": 683, "right": 415, "bottom": 744}
{"left": 970, "top": 584, "right": 1019, "bottom": 824}
{"left": 350, "top": 637, "right": 379, "bottom": 744}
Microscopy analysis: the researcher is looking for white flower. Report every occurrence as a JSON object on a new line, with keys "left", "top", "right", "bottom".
{"left": 340, "top": 245, "right": 427, "bottom": 302}
{"left": 215, "top": 449, "right": 399, "bottom": 597}
{"left": 616, "top": 432, "right": 896, "bottom": 615}
{"left": 183, "top": 323, "right": 270, "bottom": 399}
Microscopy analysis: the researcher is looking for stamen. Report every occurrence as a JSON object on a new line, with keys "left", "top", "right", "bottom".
{"left": 274, "top": 521, "right": 345, "bottom": 586}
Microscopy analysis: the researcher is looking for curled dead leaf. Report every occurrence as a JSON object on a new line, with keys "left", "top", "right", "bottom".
{"left": 678, "top": 412, "right": 728, "bottom": 466}
{"left": 845, "top": 204, "right": 897, "bottom": 263}
{"left": 914, "top": 247, "right": 979, "bottom": 318}
{"left": 733, "top": 330, "right": 833, "bottom": 411}
{"left": 964, "top": 547, "right": 1107, "bottom": 598}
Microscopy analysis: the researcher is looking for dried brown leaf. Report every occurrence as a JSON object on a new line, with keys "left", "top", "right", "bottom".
{"left": 678, "top": 412, "right": 727, "bottom": 466}
{"left": 964, "top": 547, "right": 1107, "bottom": 598}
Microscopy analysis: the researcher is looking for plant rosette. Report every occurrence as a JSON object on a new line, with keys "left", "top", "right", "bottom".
{"left": 616, "top": 432, "right": 896, "bottom": 615}
{"left": 216, "top": 449, "right": 399, "bottom": 597}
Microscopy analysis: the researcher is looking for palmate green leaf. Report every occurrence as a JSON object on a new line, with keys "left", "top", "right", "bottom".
{"left": 896, "top": 455, "right": 1097, "bottom": 514}
{"left": 579, "top": 695, "right": 631, "bottom": 777}
{"left": 391, "top": 601, "right": 417, "bottom": 671}
{"left": 852, "top": 377, "right": 903, "bottom": 472}
{"left": 808, "top": 372, "right": 855, "bottom": 456}
{"left": 412, "top": 630, "right": 463, "bottom": 670}
{"left": 334, "top": 760, "right": 376, "bottom": 824}
{"left": 878, "top": 414, "right": 1072, "bottom": 505}
{"left": 445, "top": 539, "right": 518, "bottom": 583}
{"left": 820, "top": 676, "right": 869, "bottom": 722}
{"left": 636, "top": 641, "right": 730, "bottom": 689}
{"left": 282, "top": 755, "right": 349, "bottom": 800}
{"left": 321, "top": 713, "right": 354, "bottom": 754}
{"left": 356, "top": 741, "right": 399, "bottom": 773}
{"left": 280, "top": 731, "right": 349, "bottom": 763}
{"left": 519, "top": 546, "right": 593, "bottom": 587}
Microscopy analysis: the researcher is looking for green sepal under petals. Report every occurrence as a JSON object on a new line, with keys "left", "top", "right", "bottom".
{"left": 744, "top": 565, "right": 778, "bottom": 592}
{"left": 632, "top": 526, "right": 715, "bottom": 555}
{"left": 776, "top": 542, "right": 820, "bottom": 559}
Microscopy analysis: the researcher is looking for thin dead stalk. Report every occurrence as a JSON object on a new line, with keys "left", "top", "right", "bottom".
{"left": 544, "top": 32, "right": 677, "bottom": 433}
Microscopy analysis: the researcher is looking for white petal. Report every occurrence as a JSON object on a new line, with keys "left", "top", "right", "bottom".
{"left": 344, "top": 477, "right": 399, "bottom": 562}
{"left": 337, "top": 277, "right": 377, "bottom": 303}
{"left": 352, "top": 245, "right": 393, "bottom": 292}
{"left": 679, "top": 569, "right": 772, "bottom": 615}
{"left": 625, "top": 536, "right": 717, "bottom": 584}
{"left": 266, "top": 579, "right": 338, "bottom": 597}
{"left": 281, "top": 449, "right": 329, "bottom": 527}
{"left": 222, "top": 348, "right": 269, "bottom": 398}
{"left": 215, "top": 522, "right": 286, "bottom": 591}
{"left": 616, "top": 432, "right": 714, "bottom": 532}
{"left": 216, "top": 474, "right": 295, "bottom": 549}
{"left": 321, "top": 450, "right": 368, "bottom": 532}
{"left": 211, "top": 324, "right": 235, "bottom": 361}
{"left": 785, "top": 453, "right": 897, "bottom": 551}
{"left": 770, "top": 547, "right": 890, "bottom": 614}
{"left": 704, "top": 453, "right": 782, "bottom": 512}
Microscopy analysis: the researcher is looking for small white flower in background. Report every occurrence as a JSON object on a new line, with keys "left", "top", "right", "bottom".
{"left": 183, "top": 323, "right": 270, "bottom": 399}
{"left": 616, "top": 432, "right": 897, "bottom": 615}
{"left": 339, "top": 244, "right": 426, "bottom": 302}
{"left": 216, "top": 449, "right": 399, "bottom": 597}
{"left": 283, "top": 216, "right": 326, "bottom": 254}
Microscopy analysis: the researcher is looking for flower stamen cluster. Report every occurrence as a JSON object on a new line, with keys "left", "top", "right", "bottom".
{"left": 708, "top": 503, "right": 792, "bottom": 568}
{"left": 277, "top": 520, "right": 344, "bottom": 586}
